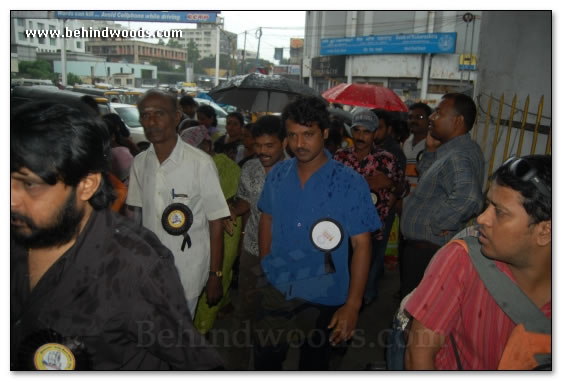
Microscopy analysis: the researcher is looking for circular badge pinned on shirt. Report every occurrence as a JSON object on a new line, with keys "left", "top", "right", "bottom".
{"left": 310, "top": 218, "right": 344, "bottom": 274}
{"left": 15, "top": 329, "right": 90, "bottom": 370}
{"left": 371, "top": 192, "right": 378, "bottom": 205}
{"left": 33, "top": 343, "right": 76, "bottom": 370}
{"left": 162, "top": 203, "right": 193, "bottom": 251}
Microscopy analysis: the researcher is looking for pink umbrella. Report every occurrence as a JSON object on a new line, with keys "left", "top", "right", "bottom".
{"left": 322, "top": 83, "right": 408, "bottom": 112}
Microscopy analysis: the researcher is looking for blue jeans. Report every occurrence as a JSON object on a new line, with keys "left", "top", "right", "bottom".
{"left": 364, "top": 208, "right": 396, "bottom": 303}
{"left": 386, "top": 315, "right": 406, "bottom": 370}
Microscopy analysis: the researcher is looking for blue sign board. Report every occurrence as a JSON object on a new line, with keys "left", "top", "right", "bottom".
{"left": 55, "top": 10, "right": 219, "bottom": 23}
{"left": 321, "top": 32, "right": 457, "bottom": 56}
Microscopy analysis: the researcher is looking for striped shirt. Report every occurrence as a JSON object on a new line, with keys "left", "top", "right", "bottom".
{"left": 405, "top": 242, "right": 551, "bottom": 370}
{"left": 400, "top": 134, "right": 484, "bottom": 246}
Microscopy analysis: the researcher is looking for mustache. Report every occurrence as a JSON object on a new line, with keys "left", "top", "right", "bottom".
{"left": 11, "top": 212, "right": 35, "bottom": 228}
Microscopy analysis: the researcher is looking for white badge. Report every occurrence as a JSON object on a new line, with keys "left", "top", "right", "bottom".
{"left": 310, "top": 218, "right": 343, "bottom": 252}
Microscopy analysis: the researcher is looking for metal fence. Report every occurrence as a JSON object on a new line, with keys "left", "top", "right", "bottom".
{"left": 471, "top": 93, "right": 551, "bottom": 190}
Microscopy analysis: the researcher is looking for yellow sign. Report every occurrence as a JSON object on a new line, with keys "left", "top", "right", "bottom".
{"left": 459, "top": 54, "right": 477, "bottom": 70}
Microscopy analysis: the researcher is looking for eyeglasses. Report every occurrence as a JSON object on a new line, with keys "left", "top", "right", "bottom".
{"left": 503, "top": 156, "right": 551, "bottom": 199}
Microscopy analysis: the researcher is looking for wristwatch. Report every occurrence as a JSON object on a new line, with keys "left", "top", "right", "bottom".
{"left": 209, "top": 270, "right": 223, "bottom": 278}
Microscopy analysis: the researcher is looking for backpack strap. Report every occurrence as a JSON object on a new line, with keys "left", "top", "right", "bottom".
{"left": 458, "top": 237, "right": 550, "bottom": 334}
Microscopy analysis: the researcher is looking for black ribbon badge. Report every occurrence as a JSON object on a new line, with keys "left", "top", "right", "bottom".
{"left": 162, "top": 189, "right": 193, "bottom": 252}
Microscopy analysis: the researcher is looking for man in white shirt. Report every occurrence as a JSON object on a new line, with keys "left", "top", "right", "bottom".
{"left": 126, "top": 89, "right": 230, "bottom": 317}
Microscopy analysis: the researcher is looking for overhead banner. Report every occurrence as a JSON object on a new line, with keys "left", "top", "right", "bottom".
{"left": 321, "top": 32, "right": 457, "bottom": 56}
{"left": 55, "top": 10, "right": 219, "bottom": 23}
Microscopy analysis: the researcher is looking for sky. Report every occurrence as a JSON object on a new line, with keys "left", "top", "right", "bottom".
{"left": 118, "top": 11, "right": 307, "bottom": 65}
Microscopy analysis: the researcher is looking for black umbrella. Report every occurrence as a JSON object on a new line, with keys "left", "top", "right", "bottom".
{"left": 208, "top": 73, "right": 322, "bottom": 112}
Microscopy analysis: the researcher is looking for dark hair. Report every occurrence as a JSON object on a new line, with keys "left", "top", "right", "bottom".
{"left": 281, "top": 96, "right": 330, "bottom": 132}
{"left": 197, "top": 105, "right": 218, "bottom": 127}
{"left": 179, "top": 95, "right": 197, "bottom": 107}
{"left": 137, "top": 88, "right": 178, "bottom": 112}
{"left": 409, "top": 102, "right": 433, "bottom": 118}
{"left": 11, "top": 100, "right": 115, "bottom": 210}
{"left": 492, "top": 155, "right": 551, "bottom": 224}
{"left": 391, "top": 118, "right": 410, "bottom": 143}
{"left": 252, "top": 115, "right": 285, "bottom": 141}
{"left": 80, "top": 95, "right": 99, "bottom": 114}
{"left": 442, "top": 93, "right": 477, "bottom": 131}
{"left": 373, "top": 109, "right": 393, "bottom": 127}
{"left": 325, "top": 120, "right": 343, "bottom": 152}
{"left": 227, "top": 111, "right": 245, "bottom": 126}
{"left": 103, "top": 113, "right": 130, "bottom": 138}
{"left": 242, "top": 123, "right": 254, "bottom": 132}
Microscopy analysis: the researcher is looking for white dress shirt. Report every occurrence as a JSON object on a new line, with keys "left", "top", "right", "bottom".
{"left": 127, "top": 137, "right": 230, "bottom": 301}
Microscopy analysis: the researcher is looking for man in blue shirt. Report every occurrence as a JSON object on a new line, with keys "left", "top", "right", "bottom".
{"left": 400, "top": 93, "right": 485, "bottom": 298}
{"left": 254, "top": 96, "right": 381, "bottom": 370}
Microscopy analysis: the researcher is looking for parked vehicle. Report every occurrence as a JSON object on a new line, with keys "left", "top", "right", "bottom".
{"left": 11, "top": 85, "right": 109, "bottom": 114}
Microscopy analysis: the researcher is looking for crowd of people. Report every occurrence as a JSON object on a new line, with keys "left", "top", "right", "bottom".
{"left": 10, "top": 89, "right": 551, "bottom": 370}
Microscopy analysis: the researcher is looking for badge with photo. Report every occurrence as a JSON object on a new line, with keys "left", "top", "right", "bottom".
{"left": 15, "top": 329, "right": 90, "bottom": 370}
{"left": 162, "top": 202, "right": 194, "bottom": 252}
{"left": 310, "top": 218, "right": 344, "bottom": 274}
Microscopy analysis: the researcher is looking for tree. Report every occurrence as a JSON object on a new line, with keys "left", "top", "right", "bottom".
{"left": 186, "top": 39, "right": 200, "bottom": 64}
{"left": 66, "top": 72, "right": 82, "bottom": 86}
{"left": 167, "top": 39, "right": 182, "bottom": 49}
{"left": 157, "top": 38, "right": 165, "bottom": 46}
{"left": 18, "top": 60, "right": 56, "bottom": 82}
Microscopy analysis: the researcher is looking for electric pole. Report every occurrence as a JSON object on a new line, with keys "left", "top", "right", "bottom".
{"left": 254, "top": 27, "right": 262, "bottom": 72}
{"left": 241, "top": 31, "right": 247, "bottom": 73}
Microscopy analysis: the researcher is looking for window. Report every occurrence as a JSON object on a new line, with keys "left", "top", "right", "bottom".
{"left": 131, "top": 68, "right": 134, "bottom": 74}
{"left": 17, "top": 19, "right": 24, "bottom": 27}
{"left": 38, "top": 22, "right": 44, "bottom": 29}
{"left": 18, "top": 32, "right": 25, "bottom": 41}
{"left": 28, "top": 21, "right": 33, "bottom": 29}
{"left": 120, "top": 67, "right": 123, "bottom": 73}
{"left": 38, "top": 37, "right": 45, "bottom": 45}
{"left": 126, "top": 79, "right": 133, "bottom": 85}
{"left": 76, "top": 41, "right": 82, "bottom": 49}
{"left": 50, "top": 38, "right": 56, "bottom": 46}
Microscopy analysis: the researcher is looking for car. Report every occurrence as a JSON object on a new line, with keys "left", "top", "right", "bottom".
{"left": 11, "top": 85, "right": 109, "bottom": 114}
{"left": 108, "top": 103, "right": 151, "bottom": 151}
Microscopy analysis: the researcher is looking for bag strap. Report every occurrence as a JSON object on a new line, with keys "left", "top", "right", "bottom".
{"left": 461, "top": 236, "right": 550, "bottom": 334}
{"left": 449, "top": 333, "right": 463, "bottom": 370}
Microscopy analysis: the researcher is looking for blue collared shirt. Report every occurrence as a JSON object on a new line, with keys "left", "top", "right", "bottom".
{"left": 400, "top": 134, "right": 485, "bottom": 246}
{"left": 258, "top": 154, "right": 381, "bottom": 306}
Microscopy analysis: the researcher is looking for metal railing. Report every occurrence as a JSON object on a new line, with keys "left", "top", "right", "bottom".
{"left": 472, "top": 93, "right": 551, "bottom": 190}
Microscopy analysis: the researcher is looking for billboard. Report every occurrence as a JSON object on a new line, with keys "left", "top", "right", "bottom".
{"left": 55, "top": 10, "right": 219, "bottom": 23}
{"left": 311, "top": 55, "right": 346, "bottom": 78}
{"left": 321, "top": 32, "right": 457, "bottom": 56}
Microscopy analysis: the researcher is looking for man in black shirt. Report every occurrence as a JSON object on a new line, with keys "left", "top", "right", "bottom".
{"left": 10, "top": 100, "right": 223, "bottom": 370}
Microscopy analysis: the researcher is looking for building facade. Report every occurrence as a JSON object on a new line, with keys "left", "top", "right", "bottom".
{"left": 11, "top": 15, "right": 125, "bottom": 55}
{"left": 303, "top": 11, "right": 481, "bottom": 104}
{"left": 86, "top": 39, "right": 186, "bottom": 66}
{"left": 172, "top": 23, "right": 238, "bottom": 59}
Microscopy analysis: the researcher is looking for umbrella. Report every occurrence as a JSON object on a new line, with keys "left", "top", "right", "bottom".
{"left": 209, "top": 73, "right": 321, "bottom": 112}
{"left": 322, "top": 83, "right": 408, "bottom": 112}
